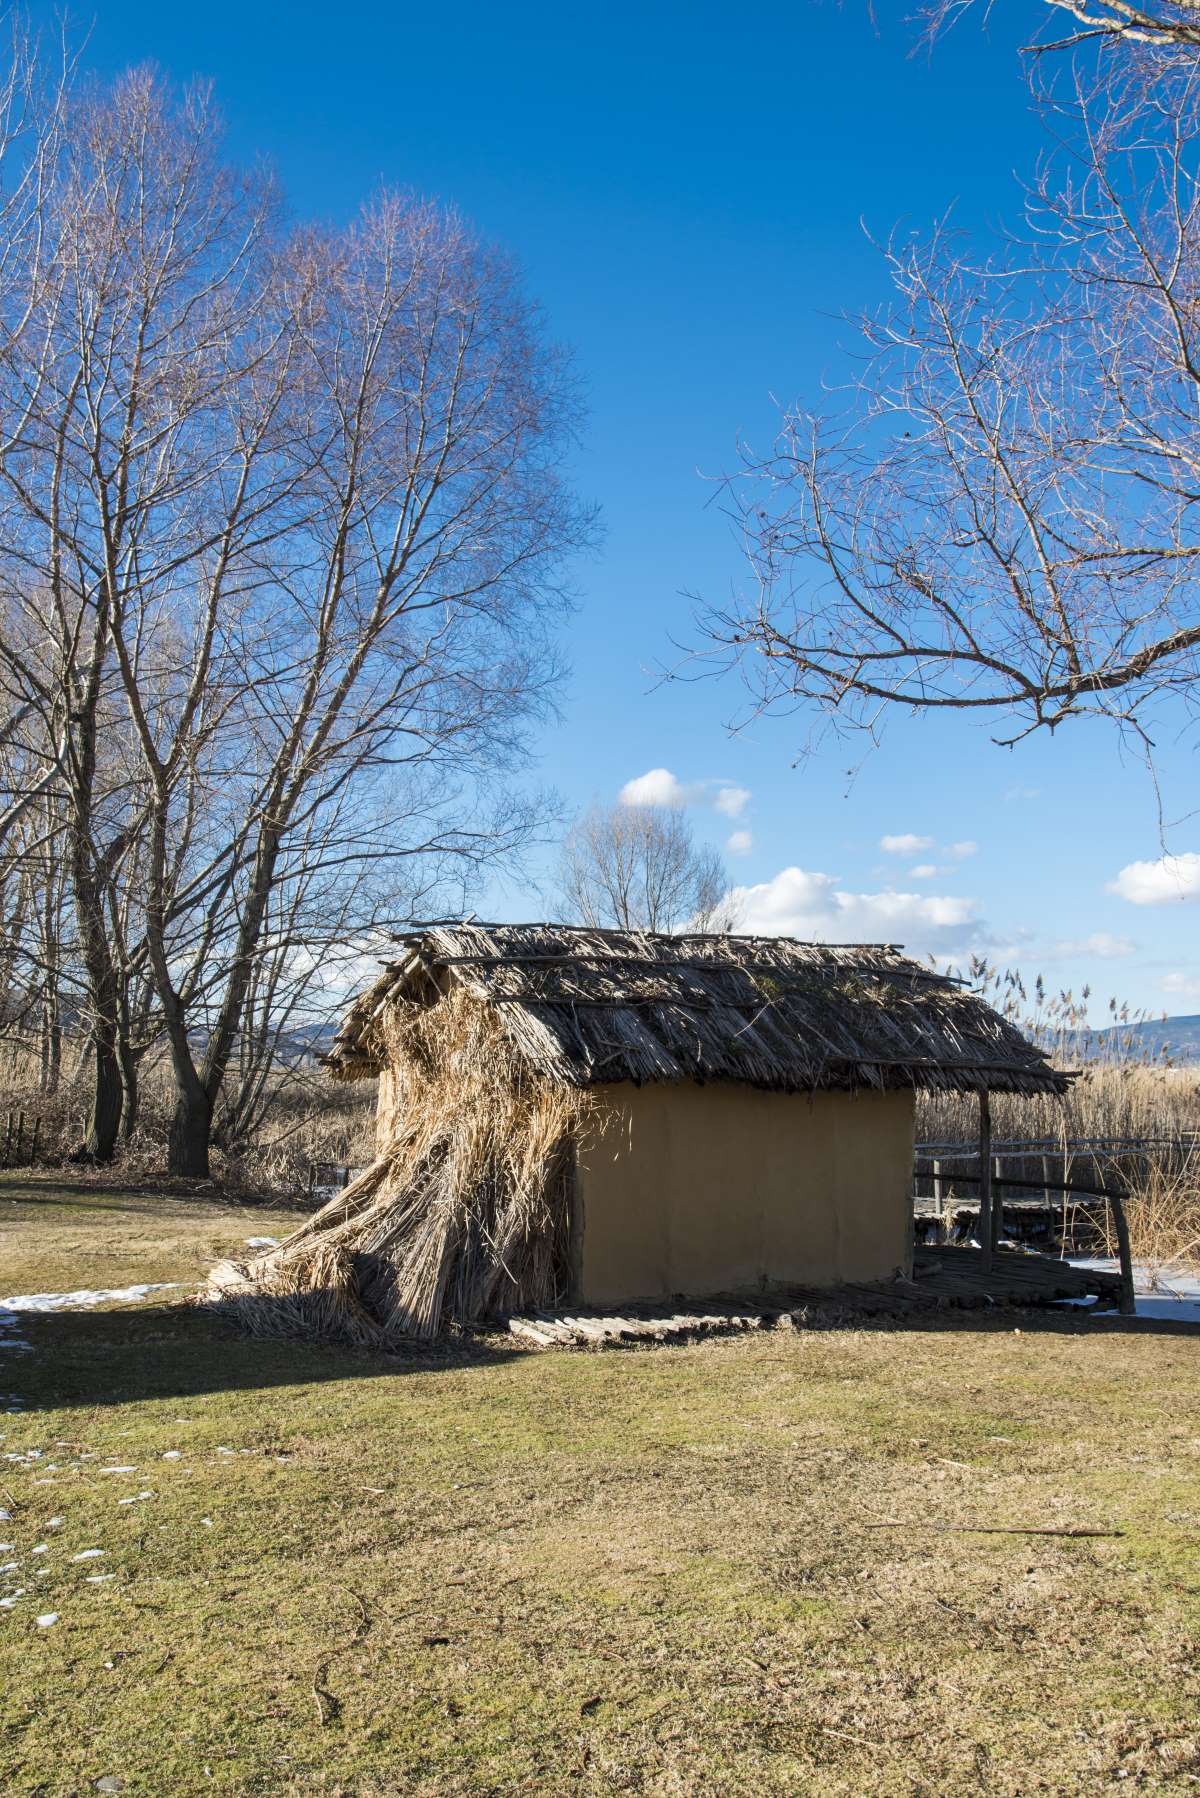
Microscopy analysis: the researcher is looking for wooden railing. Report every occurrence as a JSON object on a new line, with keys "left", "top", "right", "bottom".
{"left": 913, "top": 1144, "right": 1140, "bottom": 1315}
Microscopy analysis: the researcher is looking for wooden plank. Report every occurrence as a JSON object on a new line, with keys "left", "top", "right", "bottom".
{"left": 531, "top": 1314, "right": 579, "bottom": 1344}
{"left": 508, "top": 1319, "right": 559, "bottom": 1348}
{"left": 559, "top": 1315, "right": 612, "bottom": 1345}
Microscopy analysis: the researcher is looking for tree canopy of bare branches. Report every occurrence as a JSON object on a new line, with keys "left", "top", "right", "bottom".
{"left": 696, "top": 13, "right": 1200, "bottom": 767}
{"left": 923, "top": 0, "right": 1200, "bottom": 54}
{"left": 0, "top": 43, "right": 591, "bottom": 1173}
{"left": 558, "top": 802, "right": 734, "bottom": 934}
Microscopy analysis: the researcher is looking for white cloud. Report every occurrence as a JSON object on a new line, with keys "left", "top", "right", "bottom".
{"left": 1163, "top": 971, "right": 1200, "bottom": 1004}
{"left": 1004, "top": 786, "right": 1040, "bottom": 803}
{"left": 948, "top": 840, "right": 978, "bottom": 859}
{"left": 880, "top": 833, "right": 933, "bottom": 855}
{"left": 1108, "top": 852, "right": 1200, "bottom": 906}
{"left": 909, "top": 864, "right": 938, "bottom": 880}
{"left": 729, "top": 865, "right": 983, "bottom": 956}
{"left": 1053, "top": 932, "right": 1137, "bottom": 961}
{"left": 619, "top": 767, "right": 692, "bottom": 808}
{"left": 618, "top": 770, "right": 752, "bottom": 818}
{"left": 714, "top": 784, "right": 751, "bottom": 819}
{"left": 726, "top": 829, "right": 753, "bottom": 856}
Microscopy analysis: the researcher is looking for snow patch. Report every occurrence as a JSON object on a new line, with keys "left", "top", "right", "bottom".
{"left": 1068, "top": 1257, "right": 1200, "bottom": 1324}
{"left": 1, "top": 1284, "right": 177, "bottom": 1313}
{"left": 244, "top": 1237, "right": 278, "bottom": 1249}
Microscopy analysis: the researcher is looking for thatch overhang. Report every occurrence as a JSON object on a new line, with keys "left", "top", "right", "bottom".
{"left": 324, "top": 922, "right": 1071, "bottom": 1098}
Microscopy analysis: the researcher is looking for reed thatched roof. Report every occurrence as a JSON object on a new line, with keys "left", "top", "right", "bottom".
{"left": 326, "top": 922, "right": 1069, "bottom": 1098}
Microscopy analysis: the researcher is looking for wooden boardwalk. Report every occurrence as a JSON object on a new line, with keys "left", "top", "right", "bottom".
{"left": 506, "top": 1247, "right": 1125, "bottom": 1348}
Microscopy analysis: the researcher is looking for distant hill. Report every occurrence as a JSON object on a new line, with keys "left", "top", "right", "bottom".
{"left": 1078, "top": 1014, "right": 1200, "bottom": 1065}
{"left": 275, "top": 1021, "right": 338, "bottom": 1063}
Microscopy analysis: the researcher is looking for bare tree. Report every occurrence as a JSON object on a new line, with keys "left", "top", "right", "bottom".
{"left": 559, "top": 802, "right": 733, "bottom": 933}
{"left": 0, "top": 58, "right": 590, "bottom": 1173}
{"left": 696, "top": 20, "right": 1200, "bottom": 768}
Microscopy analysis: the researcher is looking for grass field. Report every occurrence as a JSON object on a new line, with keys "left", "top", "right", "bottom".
{"left": 1, "top": 1174, "right": 1199, "bottom": 1795}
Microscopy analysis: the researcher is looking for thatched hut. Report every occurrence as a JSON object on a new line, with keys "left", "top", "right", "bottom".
{"left": 211, "top": 922, "right": 1067, "bottom": 1343}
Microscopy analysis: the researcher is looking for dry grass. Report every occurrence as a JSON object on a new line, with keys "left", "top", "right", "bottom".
{"left": 1, "top": 1175, "right": 1198, "bottom": 1796}
{"left": 219, "top": 989, "right": 591, "bottom": 1343}
{"left": 1093, "top": 1146, "right": 1200, "bottom": 1275}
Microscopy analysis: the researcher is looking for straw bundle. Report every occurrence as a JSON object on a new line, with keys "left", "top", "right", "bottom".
{"left": 215, "top": 987, "right": 590, "bottom": 1344}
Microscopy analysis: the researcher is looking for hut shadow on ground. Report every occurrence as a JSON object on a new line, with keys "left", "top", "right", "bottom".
{"left": 6, "top": 1295, "right": 520, "bottom": 1411}
{"left": 8, "top": 1292, "right": 1200, "bottom": 1416}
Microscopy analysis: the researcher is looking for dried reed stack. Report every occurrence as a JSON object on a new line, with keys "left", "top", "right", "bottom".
{"left": 207, "top": 987, "right": 589, "bottom": 1344}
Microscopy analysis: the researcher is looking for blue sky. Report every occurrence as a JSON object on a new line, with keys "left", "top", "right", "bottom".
{"left": 60, "top": 0, "right": 1198, "bottom": 1017}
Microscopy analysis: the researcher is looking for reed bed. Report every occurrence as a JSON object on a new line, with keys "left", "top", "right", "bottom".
{"left": 213, "top": 987, "right": 590, "bottom": 1344}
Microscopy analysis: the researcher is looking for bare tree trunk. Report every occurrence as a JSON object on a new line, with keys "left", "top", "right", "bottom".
{"left": 80, "top": 1024, "right": 122, "bottom": 1163}
{"left": 39, "top": 985, "right": 61, "bottom": 1094}
{"left": 117, "top": 1035, "right": 139, "bottom": 1142}
{"left": 169, "top": 1068, "right": 212, "bottom": 1179}
{"left": 71, "top": 851, "right": 123, "bottom": 1161}
{"left": 65, "top": 630, "right": 124, "bottom": 1161}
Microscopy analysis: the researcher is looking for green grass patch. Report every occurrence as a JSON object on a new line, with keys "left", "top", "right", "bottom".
{"left": 1, "top": 1174, "right": 1198, "bottom": 1794}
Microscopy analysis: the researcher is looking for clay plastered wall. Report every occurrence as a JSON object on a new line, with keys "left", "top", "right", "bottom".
{"left": 575, "top": 1081, "right": 915, "bottom": 1307}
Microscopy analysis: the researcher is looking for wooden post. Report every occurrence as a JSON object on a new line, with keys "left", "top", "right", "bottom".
{"left": 994, "top": 1157, "right": 1005, "bottom": 1254}
{"left": 991, "top": 1152, "right": 1004, "bottom": 1255}
{"left": 933, "top": 1158, "right": 946, "bottom": 1241}
{"left": 1109, "top": 1191, "right": 1136, "bottom": 1317}
{"left": 978, "top": 1091, "right": 994, "bottom": 1273}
